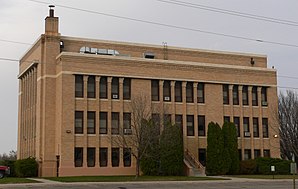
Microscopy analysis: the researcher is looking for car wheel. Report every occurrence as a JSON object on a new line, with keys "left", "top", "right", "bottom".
{"left": 0, "top": 171, "right": 4, "bottom": 179}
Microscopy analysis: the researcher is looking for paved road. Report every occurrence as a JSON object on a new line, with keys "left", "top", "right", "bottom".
{"left": 0, "top": 178, "right": 295, "bottom": 189}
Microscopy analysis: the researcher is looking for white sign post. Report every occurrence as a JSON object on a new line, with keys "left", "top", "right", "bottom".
{"left": 271, "top": 166, "right": 275, "bottom": 179}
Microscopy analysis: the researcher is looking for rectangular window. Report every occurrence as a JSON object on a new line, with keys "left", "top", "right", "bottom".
{"left": 75, "top": 111, "right": 83, "bottom": 134}
{"left": 262, "top": 118, "right": 269, "bottom": 138}
{"left": 261, "top": 87, "right": 267, "bottom": 106}
{"left": 100, "top": 77, "right": 107, "bottom": 99}
{"left": 123, "top": 78, "right": 131, "bottom": 100}
{"left": 233, "top": 117, "right": 240, "bottom": 137}
{"left": 99, "top": 112, "right": 107, "bottom": 134}
{"left": 223, "top": 84, "right": 229, "bottom": 105}
{"left": 186, "top": 82, "right": 194, "bottom": 103}
{"left": 163, "top": 114, "right": 171, "bottom": 125}
{"left": 197, "top": 83, "right": 205, "bottom": 103}
{"left": 242, "top": 86, "right": 249, "bottom": 105}
{"left": 254, "top": 149, "right": 261, "bottom": 159}
{"left": 198, "top": 115, "right": 205, "bottom": 136}
{"left": 87, "top": 147, "right": 95, "bottom": 167}
{"left": 263, "top": 149, "right": 270, "bottom": 158}
{"left": 87, "top": 76, "right": 95, "bottom": 98}
{"left": 163, "top": 80, "right": 171, "bottom": 101}
{"left": 152, "top": 113, "right": 160, "bottom": 126}
{"left": 243, "top": 117, "right": 250, "bottom": 137}
{"left": 151, "top": 80, "right": 159, "bottom": 101}
{"left": 244, "top": 149, "right": 251, "bottom": 160}
{"left": 75, "top": 75, "right": 84, "bottom": 98}
{"left": 175, "top": 81, "right": 182, "bottom": 102}
{"left": 123, "top": 113, "right": 131, "bottom": 135}
{"left": 99, "top": 148, "right": 108, "bottom": 167}
{"left": 253, "top": 118, "right": 259, "bottom": 137}
{"left": 87, "top": 111, "right": 96, "bottom": 134}
{"left": 252, "top": 86, "right": 258, "bottom": 106}
{"left": 112, "top": 78, "right": 119, "bottom": 99}
{"left": 175, "top": 114, "right": 183, "bottom": 135}
{"left": 233, "top": 85, "right": 239, "bottom": 105}
{"left": 198, "top": 148, "right": 206, "bottom": 166}
{"left": 112, "top": 112, "right": 119, "bottom": 135}
{"left": 224, "top": 116, "right": 230, "bottom": 123}
{"left": 74, "top": 147, "right": 83, "bottom": 167}
{"left": 112, "top": 148, "right": 120, "bottom": 167}
{"left": 123, "top": 148, "right": 131, "bottom": 167}
{"left": 187, "top": 115, "right": 194, "bottom": 136}
{"left": 238, "top": 149, "right": 242, "bottom": 161}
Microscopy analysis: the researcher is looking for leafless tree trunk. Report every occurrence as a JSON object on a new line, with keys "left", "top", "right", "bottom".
{"left": 279, "top": 90, "right": 298, "bottom": 161}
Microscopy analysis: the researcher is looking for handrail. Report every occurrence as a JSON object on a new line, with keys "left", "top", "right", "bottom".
{"left": 184, "top": 149, "right": 205, "bottom": 171}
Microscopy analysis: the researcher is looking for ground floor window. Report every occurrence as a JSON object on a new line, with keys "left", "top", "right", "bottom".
{"left": 100, "top": 148, "right": 108, "bottom": 167}
{"left": 74, "top": 147, "right": 83, "bottom": 167}
{"left": 87, "top": 148, "right": 95, "bottom": 167}
{"left": 198, "top": 148, "right": 206, "bottom": 166}
{"left": 244, "top": 149, "right": 251, "bottom": 160}
{"left": 123, "top": 148, "right": 131, "bottom": 167}
{"left": 112, "top": 148, "right": 120, "bottom": 167}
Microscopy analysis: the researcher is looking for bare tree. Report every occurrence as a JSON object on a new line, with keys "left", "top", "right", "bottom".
{"left": 0, "top": 150, "right": 17, "bottom": 161}
{"left": 279, "top": 90, "right": 298, "bottom": 161}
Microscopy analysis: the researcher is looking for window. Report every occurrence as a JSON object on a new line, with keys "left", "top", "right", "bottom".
{"left": 112, "top": 148, "right": 120, "bottom": 167}
{"left": 123, "top": 148, "right": 131, "bottom": 167}
{"left": 262, "top": 118, "right": 269, "bottom": 138}
{"left": 254, "top": 149, "right": 261, "bottom": 159}
{"left": 233, "top": 117, "right": 240, "bottom": 137}
{"left": 123, "top": 78, "right": 131, "bottom": 100}
{"left": 74, "top": 147, "right": 83, "bottom": 167}
{"left": 244, "top": 149, "right": 251, "bottom": 160}
{"left": 111, "top": 78, "right": 119, "bottom": 99}
{"left": 75, "top": 111, "right": 83, "bottom": 134}
{"left": 197, "top": 83, "right": 205, "bottom": 103}
{"left": 163, "top": 80, "right": 171, "bottom": 101}
{"left": 87, "top": 148, "right": 95, "bottom": 167}
{"left": 100, "top": 77, "right": 107, "bottom": 99}
{"left": 198, "top": 148, "right": 206, "bottom": 166}
{"left": 87, "top": 76, "right": 95, "bottom": 98}
{"left": 123, "top": 113, "right": 131, "bottom": 135}
{"left": 152, "top": 114, "right": 160, "bottom": 127}
{"left": 243, "top": 117, "right": 250, "bottom": 137}
{"left": 238, "top": 149, "right": 242, "bottom": 161}
{"left": 99, "top": 148, "right": 108, "bottom": 167}
{"left": 163, "top": 114, "right": 171, "bottom": 125}
{"left": 233, "top": 85, "right": 239, "bottom": 105}
{"left": 175, "top": 81, "right": 182, "bottom": 102}
{"left": 112, "top": 112, "right": 119, "bottom": 135}
{"left": 198, "top": 115, "right": 205, "bottom": 136}
{"left": 224, "top": 116, "right": 230, "bottom": 123}
{"left": 252, "top": 86, "right": 258, "bottom": 106}
{"left": 223, "top": 84, "right": 229, "bottom": 105}
{"left": 253, "top": 118, "right": 259, "bottom": 137}
{"left": 261, "top": 87, "right": 267, "bottom": 106}
{"left": 99, "top": 112, "right": 107, "bottom": 134}
{"left": 75, "top": 75, "right": 84, "bottom": 98}
{"left": 186, "top": 82, "right": 193, "bottom": 103}
{"left": 87, "top": 111, "right": 95, "bottom": 134}
{"left": 263, "top": 149, "right": 270, "bottom": 158}
{"left": 187, "top": 115, "right": 194, "bottom": 136}
{"left": 175, "top": 115, "right": 183, "bottom": 134}
{"left": 151, "top": 80, "right": 159, "bottom": 101}
{"left": 242, "top": 86, "right": 249, "bottom": 105}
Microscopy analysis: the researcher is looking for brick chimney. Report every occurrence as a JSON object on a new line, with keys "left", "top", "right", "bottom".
{"left": 45, "top": 5, "right": 59, "bottom": 36}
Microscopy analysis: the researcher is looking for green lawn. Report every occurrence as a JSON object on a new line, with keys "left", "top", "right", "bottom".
{"left": 229, "top": 174, "right": 298, "bottom": 179}
{"left": 47, "top": 175, "right": 227, "bottom": 182}
{"left": 0, "top": 177, "right": 40, "bottom": 184}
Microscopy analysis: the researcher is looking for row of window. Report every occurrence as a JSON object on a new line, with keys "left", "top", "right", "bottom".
{"left": 75, "top": 75, "right": 131, "bottom": 100}
{"left": 223, "top": 85, "right": 267, "bottom": 106}
{"left": 225, "top": 116, "right": 269, "bottom": 138}
{"left": 74, "top": 147, "right": 131, "bottom": 167}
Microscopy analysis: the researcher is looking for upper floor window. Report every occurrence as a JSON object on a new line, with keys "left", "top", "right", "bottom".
{"left": 87, "top": 76, "right": 95, "bottom": 98}
{"left": 261, "top": 87, "right": 268, "bottom": 106}
{"left": 112, "top": 112, "right": 119, "bottom": 135}
{"left": 123, "top": 113, "right": 131, "bottom": 135}
{"left": 243, "top": 117, "right": 250, "bottom": 137}
{"left": 262, "top": 118, "right": 269, "bottom": 138}
{"left": 253, "top": 117, "right": 259, "bottom": 137}
{"left": 87, "top": 111, "right": 96, "bottom": 134}
{"left": 233, "top": 117, "right": 240, "bottom": 137}
{"left": 163, "top": 80, "right": 171, "bottom": 101}
{"left": 197, "top": 83, "right": 205, "bottom": 103}
{"left": 187, "top": 115, "right": 194, "bottom": 136}
{"left": 186, "top": 82, "right": 193, "bottom": 103}
{"left": 112, "top": 78, "right": 119, "bottom": 99}
{"left": 99, "top": 112, "right": 107, "bottom": 134}
{"left": 175, "top": 81, "right": 182, "bottom": 102}
{"left": 233, "top": 85, "right": 239, "bottom": 105}
{"left": 242, "top": 86, "right": 249, "bottom": 106}
{"left": 198, "top": 115, "right": 205, "bottom": 136}
{"left": 75, "top": 111, "right": 83, "bottom": 134}
{"left": 100, "top": 77, "right": 107, "bottom": 99}
{"left": 223, "top": 84, "right": 229, "bottom": 105}
{"left": 75, "top": 75, "right": 84, "bottom": 98}
{"left": 151, "top": 80, "right": 159, "bottom": 101}
{"left": 123, "top": 78, "right": 131, "bottom": 100}
{"left": 252, "top": 86, "right": 258, "bottom": 106}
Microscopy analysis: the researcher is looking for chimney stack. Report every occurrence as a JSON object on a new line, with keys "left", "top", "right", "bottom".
{"left": 49, "top": 5, "right": 55, "bottom": 17}
{"left": 45, "top": 5, "right": 59, "bottom": 36}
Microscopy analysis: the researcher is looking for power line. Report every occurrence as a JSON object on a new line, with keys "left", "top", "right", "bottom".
{"left": 0, "top": 39, "right": 32, "bottom": 46}
{"left": 157, "top": 0, "right": 298, "bottom": 27}
{"left": 0, "top": 58, "right": 20, "bottom": 62}
{"left": 27, "top": 0, "right": 298, "bottom": 49}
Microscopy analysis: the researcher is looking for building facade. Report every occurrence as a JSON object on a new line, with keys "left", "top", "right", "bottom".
{"left": 18, "top": 9, "right": 280, "bottom": 177}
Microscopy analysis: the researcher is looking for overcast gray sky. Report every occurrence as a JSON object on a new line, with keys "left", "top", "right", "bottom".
{"left": 0, "top": 0, "right": 298, "bottom": 154}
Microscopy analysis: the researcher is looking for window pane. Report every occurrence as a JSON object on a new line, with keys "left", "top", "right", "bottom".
{"left": 112, "top": 148, "right": 120, "bottom": 167}
{"left": 253, "top": 118, "right": 259, "bottom": 137}
{"left": 87, "top": 111, "right": 95, "bottom": 134}
{"left": 87, "top": 148, "right": 95, "bottom": 167}
{"left": 242, "top": 86, "right": 249, "bottom": 105}
{"left": 75, "top": 75, "right": 84, "bottom": 98}
{"left": 261, "top": 87, "right": 267, "bottom": 106}
{"left": 233, "top": 117, "right": 240, "bottom": 137}
{"left": 75, "top": 111, "right": 83, "bottom": 134}
{"left": 254, "top": 149, "right": 261, "bottom": 158}
{"left": 243, "top": 117, "right": 250, "bottom": 137}
{"left": 123, "top": 113, "right": 131, "bottom": 135}
{"left": 198, "top": 115, "right": 205, "bottom": 136}
{"left": 151, "top": 80, "right": 159, "bottom": 101}
{"left": 123, "top": 148, "right": 131, "bottom": 167}
{"left": 263, "top": 149, "right": 270, "bottom": 158}
{"left": 252, "top": 86, "right": 258, "bottom": 106}
{"left": 175, "top": 115, "right": 183, "bottom": 135}
{"left": 233, "top": 85, "right": 239, "bottom": 105}
{"left": 123, "top": 78, "right": 131, "bottom": 100}
{"left": 224, "top": 116, "right": 230, "bottom": 123}
{"left": 175, "top": 81, "right": 182, "bottom": 102}
{"left": 87, "top": 76, "right": 95, "bottom": 98}
{"left": 112, "top": 78, "right": 119, "bottom": 99}
{"left": 186, "top": 82, "right": 193, "bottom": 103}
{"left": 198, "top": 148, "right": 206, "bottom": 166}
{"left": 112, "top": 112, "right": 119, "bottom": 135}
{"left": 244, "top": 149, "right": 251, "bottom": 160}
{"left": 100, "top": 112, "right": 107, "bottom": 134}
{"left": 197, "top": 83, "right": 204, "bottom": 103}
{"left": 100, "top": 77, "right": 107, "bottom": 99}
{"left": 74, "top": 147, "right": 83, "bottom": 167}
{"left": 100, "top": 148, "right": 108, "bottom": 167}
{"left": 163, "top": 80, "right": 171, "bottom": 101}
{"left": 262, "top": 118, "right": 269, "bottom": 138}
{"left": 187, "top": 115, "right": 194, "bottom": 136}
{"left": 223, "top": 84, "right": 229, "bottom": 104}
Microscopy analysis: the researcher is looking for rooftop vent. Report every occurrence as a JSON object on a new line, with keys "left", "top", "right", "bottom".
{"left": 79, "top": 46, "right": 120, "bottom": 56}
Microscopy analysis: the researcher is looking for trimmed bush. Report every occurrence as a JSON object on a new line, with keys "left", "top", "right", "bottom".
{"left": 15, "top": 157, "right": 38, "bottom": 177}
{"left": 240, "top": 160, "right": 257, "bottom": 174}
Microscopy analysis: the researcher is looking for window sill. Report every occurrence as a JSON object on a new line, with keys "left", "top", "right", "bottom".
{"left": 87, "top": 134, "right": 96, "bottom": 136}
{"left": 75, "top": 134, "right": 84, "bottom": 137}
